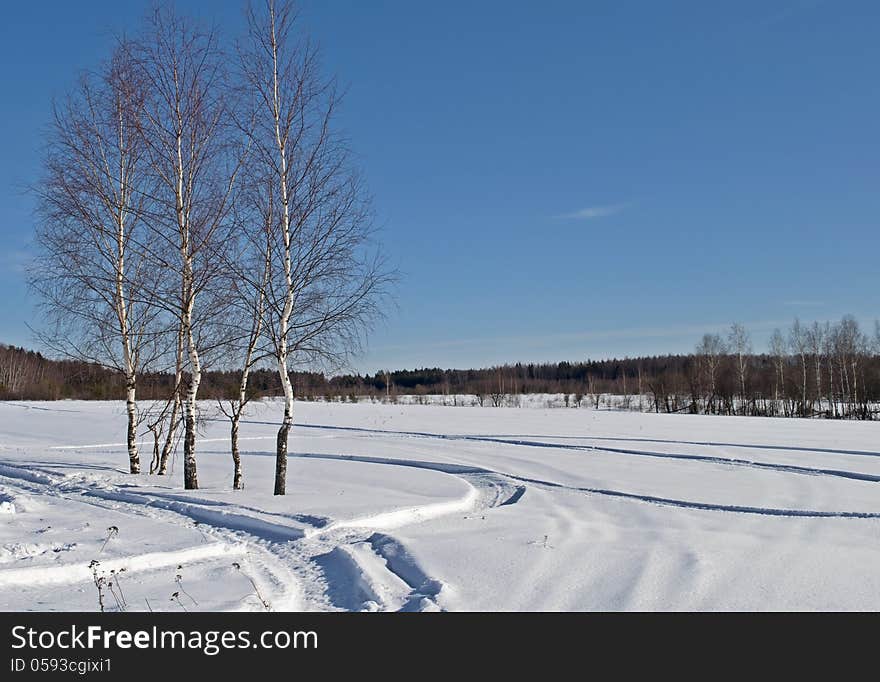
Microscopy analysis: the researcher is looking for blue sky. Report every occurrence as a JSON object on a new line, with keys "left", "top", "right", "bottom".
{"left": 1, "top": 1, "right": 878, "bottom": 373}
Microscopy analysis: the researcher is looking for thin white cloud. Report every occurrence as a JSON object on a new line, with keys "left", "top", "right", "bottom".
{"left": 783, "top": 300, "right": 824, "bottom": 307}
{"left": 753, "top": 0, "right": 827, "bottom": 31}
{"left": 556, "top": 203, "right": 626, "bottom": 220}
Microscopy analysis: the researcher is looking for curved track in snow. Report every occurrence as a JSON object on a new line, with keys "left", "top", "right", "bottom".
{"left": 288, "top": 423, "right": 880, "bottom": 487}
{"left": 5, "top": 403, "right": 880, "bottom": 612}
{"left": 0, "top": 451, "right": 522, "bottom": 612}
{"left": 295, "top": 451, "right": 880, "bottom": 519}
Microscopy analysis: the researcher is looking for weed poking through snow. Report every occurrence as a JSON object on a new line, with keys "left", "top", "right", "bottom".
{"left": 232, "top": 561, "right": 271, "bottom": 611}
{"left": 88, "top": 560, "right": 106, "bottom": 612}
{"left": 99, "top": 526, "right": 119, "bottom": 554}
{"left": 108, "top": 568, "right": 127, "bottom": 610}
{"left": 174, "top": 565, "right": 199, "bottom": 606}
{"left": 171, "top": 592, "right": 188, "bottom": 612}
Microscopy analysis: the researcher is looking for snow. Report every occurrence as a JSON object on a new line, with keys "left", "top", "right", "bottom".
{"left": 1, "top": 399, "right": 879, "bottom": 611}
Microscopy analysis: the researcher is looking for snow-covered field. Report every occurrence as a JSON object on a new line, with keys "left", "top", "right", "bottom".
{"left": 1, "top": 399, "right": 879, "bottom": 611}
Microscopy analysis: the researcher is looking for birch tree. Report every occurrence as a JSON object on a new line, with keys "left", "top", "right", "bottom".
{"left": 31, "top": 42, "right": 159, "bottom": 474}
{"left": 834, "top": 316, "right": 866, "bottom": 417}
{"left": 241, "top": 0, "right": 391, "bottom": 495}
{"left": 695, "top": 333, "right": 725, "bottom": 414}
{"left": 728, "top": 323, "right": 751, "bottom": 415}
{"left": 805, "top": 321, "right": 826, "bottom": 415}
{"left": 768, "top": 328, "right": 787, "bottom": 415}
{"left": 135, "top": 5, "right": 241, "bottom": 489}
{"left": 789, "top": 319, "right": 809, "bottom": 416}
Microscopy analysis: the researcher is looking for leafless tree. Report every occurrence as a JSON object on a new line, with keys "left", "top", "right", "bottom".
{"left": 768, "top": 328, "right": 787, "bottom": 416}
{"left": 833, "top": 315, "right": 867, "bottom": 417}
{"left": 0, "top": 347, "right": 33, "bottom": 395}
{"left": 134, "top": 5, "right": 243, "bottom": 489}
{"left": 240, "top": 0, "right": 391, "bottom": 495}
{"left": 31, "top": 41, "right": 161, "bottom": 474}
{"left": 805, "top": 321, "right": 827, "bottom": 415}
{"left": 695, "top": 333, "right": 725, "bottom": 414}
{"left": 586, "top": 374, "right": 601, "bottom": 408}
{"left": 728, "top": 323, "right": 751, "bottom": 415}
{"left": 789, "top": 319, "right": 809, "bottom": 416}
{"left": 822, "top": 326, "right": 838, "bottom": 418}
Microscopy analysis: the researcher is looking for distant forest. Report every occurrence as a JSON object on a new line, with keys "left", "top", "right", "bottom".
{"left": 3, "top": 315, "right": 880, "bottom": 420}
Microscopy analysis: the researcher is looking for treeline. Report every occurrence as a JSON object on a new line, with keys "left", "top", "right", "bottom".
{"left": 0, "top": 343, "right": 322, "bottom": 401}
{"left": 5, "top": 315, "right": 880, "bottom": 419}
{"left": 306, "top": 316, "right": 880, "bottom": 422}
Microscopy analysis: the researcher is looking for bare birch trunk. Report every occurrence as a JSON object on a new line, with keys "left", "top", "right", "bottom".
{"left": 275, "top": 348, "right": 293, "bottom": 496}
{"left": 157, "top": 389, "right": 180, "bottom": 474}
{"left": 801, "top": 354, "right": 808, "bottom": 416}
{"left": 157, "top": 325, "right": 184, "bottom": 475}
{"left": 177, "top": 101, "right": 199, "bottom": 490}
{"left": 123, "top": 381, "right": 139, "bottom": 473}
{"left": 183, "top": 307, "right": 200, "bottom": 490}
{"left": 269, "top": 3, "right": 294, "bottom": 496}
{"left": 828, "top": 363, "right": 836, "bottom": 417}
{"left": 231, "top": 417, "right": 243, "bottom": 490}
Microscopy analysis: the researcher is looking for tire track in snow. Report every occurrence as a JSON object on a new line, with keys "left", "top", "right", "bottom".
{"left": 287, "top": 422, "right": 880, "bottom": 459}
{"left": 294, "top": 452, "right": 880, "bottom": 520}
{"left": 505, "top": 474, "right": 880, "bottom": 519}
{"left": 296, "top": 452, "right": 524, "bottom": 522}
{"left": 555, "top": 442, "right": 880, "bottom": 484}
{"left": 50, "top": 417, "right": 880, "bottom": 460}
{"left": 291, "top": 454, "right": 523, "bottom": 611}
{"left": 80, "top": 488, "right": 308, "bottom": 542}
{"left": 50, "top": 420, "right": 880, "bottom": 484}
{"left": 289, "top": 423, "right": 880, "bottom": 485}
